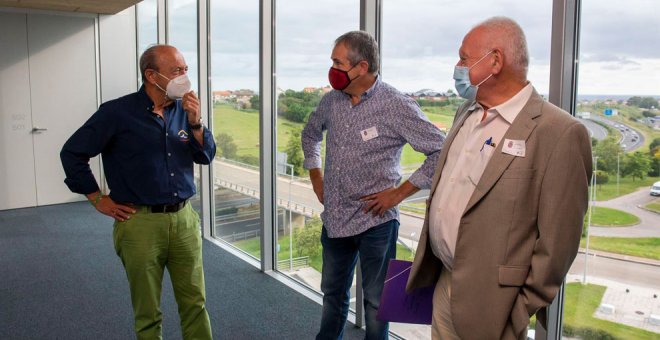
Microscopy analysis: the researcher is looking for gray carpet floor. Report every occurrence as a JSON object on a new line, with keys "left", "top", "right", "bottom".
{"left": 0, "top": 202, "right": 365, "bottom": 339}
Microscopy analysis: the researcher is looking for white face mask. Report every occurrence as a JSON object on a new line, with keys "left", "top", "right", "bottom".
{"left": 155, "top": 72, "right": 191, "bottom": 100}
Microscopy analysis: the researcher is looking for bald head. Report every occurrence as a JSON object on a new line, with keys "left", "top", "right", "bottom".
{"left": 139, "top": 44, "right": 180, "bottom": 82}
{"left": 466, "top": 17, "right": 529, "bottom": 81}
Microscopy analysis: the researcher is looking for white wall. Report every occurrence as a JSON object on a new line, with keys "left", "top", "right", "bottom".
{"left": 0, "top": 7, "right": 137, "bottom": 210}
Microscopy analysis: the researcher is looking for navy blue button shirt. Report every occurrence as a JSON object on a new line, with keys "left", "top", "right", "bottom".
{"left": 61, "top": 85, "right": 216, "bottom": 205}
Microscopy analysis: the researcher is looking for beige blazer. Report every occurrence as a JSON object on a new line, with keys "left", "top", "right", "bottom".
{"left": 406, "top": 89, "right": 592, "bottom": 340}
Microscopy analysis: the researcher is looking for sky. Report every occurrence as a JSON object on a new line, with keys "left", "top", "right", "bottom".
{"left": 137, "top": 0, "right": 660, "bottom": 96}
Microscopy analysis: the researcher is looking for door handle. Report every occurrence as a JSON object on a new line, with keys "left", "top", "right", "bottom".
{"left": 31, "top": 127, "right": 48, "bottom": 133}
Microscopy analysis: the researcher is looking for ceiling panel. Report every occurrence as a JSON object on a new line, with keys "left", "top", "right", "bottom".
{"left": 0, "top": 0, "right": 141, "bottom": 14}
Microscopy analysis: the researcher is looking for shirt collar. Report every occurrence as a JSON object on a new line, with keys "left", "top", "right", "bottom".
{"left": 467, "top": 82, "right": 533, "bottom": 124}
{"left": 343, "top": 76, "right": 380, "bottom": 101}
{"left": 138, "top": 84, "right": 156, "bottom": 112}
{"left": 490, "top": 83, "right": 533, "bottom": 124}
{"left": 362, "top": 76, "right": 380, "bottom": 98}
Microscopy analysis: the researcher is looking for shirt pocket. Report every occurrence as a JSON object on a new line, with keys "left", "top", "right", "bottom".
{"left": 467, "top": 144, "right": 496, "bottom": 186}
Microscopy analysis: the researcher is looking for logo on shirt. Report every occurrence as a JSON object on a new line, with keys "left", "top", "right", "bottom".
{"left": 177, "top": 130, "right": 190, "bottom": 142}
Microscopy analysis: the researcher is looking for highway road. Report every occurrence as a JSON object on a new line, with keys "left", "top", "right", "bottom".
{"left": 569, "top": 252, "right": 660, "bottom": 290}
{"left": 578, "top": 117, "right": 608, "bottom": 141}
{"left": 589, "top": 115, "right": 644, "bottom": 151}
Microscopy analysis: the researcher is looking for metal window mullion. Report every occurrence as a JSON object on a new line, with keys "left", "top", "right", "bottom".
{"left": 259, "top": 0, "right": 276, "bottom": 272}
{"left": 541, "top": 0, "right": 582, "bottom": 339}
{"left": 157, "top": 0, "right": 166, "bottom": 44}
{"left": 354, "top": 0, "right": 382, "bottom": 329}
{"left": 198, "top": 0, "right": 213, "bottom": 239}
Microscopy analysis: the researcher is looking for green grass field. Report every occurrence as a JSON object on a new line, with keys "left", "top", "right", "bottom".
{"left": 562, "top": 282, "right": 659, "bottom": 339}
{"left": 213, "top": 104, "right": 301, "bottom": 157}
{"left": 645, "top": 200, "right": 660, "bottom": 213}
{"left": 580, "top": 237, "right": 660, "bottom": 260}
{"left": 212, "top": 103, "right": 456, "bottom": 167}
{"left": 585, "top": 206, "right": 640, "bottom": 226}
{"left": 590, "top": 176, "right": 658, "bottom": 201}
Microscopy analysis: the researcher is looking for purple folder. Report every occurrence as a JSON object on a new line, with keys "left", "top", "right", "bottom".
{"left": 376, "top": 259, "right": 434, "bottom": 324}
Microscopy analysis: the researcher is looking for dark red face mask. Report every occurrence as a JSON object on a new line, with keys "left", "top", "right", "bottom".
{"left": 328, "top": 64, "right": 359, "bottom": 90}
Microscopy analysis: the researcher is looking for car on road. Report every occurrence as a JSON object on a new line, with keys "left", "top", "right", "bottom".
{"left": 651, "top": 181, "right": 660, "bottom": 196}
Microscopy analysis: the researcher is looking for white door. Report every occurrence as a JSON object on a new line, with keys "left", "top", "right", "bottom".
{"left": 0, "top": 13, "right": 37, "bottom": 209}
{"left": 28, "top": 13, "right": 101, "bottom": 206}
{"left": 0, "top": 12, "right": 101, "bottom": 210}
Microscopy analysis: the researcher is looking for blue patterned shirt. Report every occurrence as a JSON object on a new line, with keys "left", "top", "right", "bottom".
{"left": 302, "top": 78, "right": 444, "bottom": 238}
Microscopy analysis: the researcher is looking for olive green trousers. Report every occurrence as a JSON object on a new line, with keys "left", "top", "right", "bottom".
{"left": 113, "top": 202, "right": 212, "bottom": 340}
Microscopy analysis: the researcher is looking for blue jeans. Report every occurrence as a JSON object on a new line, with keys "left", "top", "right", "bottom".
{"left": 316, "top": 219, "right": 399, "bottom": 340}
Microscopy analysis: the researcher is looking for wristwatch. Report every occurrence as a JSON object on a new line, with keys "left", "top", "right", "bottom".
{"left": 189, "top": 118, "right": 203, "bottom": 130}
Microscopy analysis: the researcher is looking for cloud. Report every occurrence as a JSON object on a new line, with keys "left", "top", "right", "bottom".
{"left": 140, "top": 0, "right": 660, "bottom": 95}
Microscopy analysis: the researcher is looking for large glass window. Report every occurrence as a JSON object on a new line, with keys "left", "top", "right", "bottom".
{"left": 167, "top": 0, "right": 202, "bottom": 215}
{"left": 136, "top": 0, "right": 157, "bottom": 85}
{"left": 274, "top": 0, "right": 358, "bottom": 296}
{"left": 566, "top": 1, "right": 660, "bottom": 338}
{"left": 382, "top": 1, "right": 552, "bottom": 338}
{"left": 168, "top": 0, "right": 199, "bottom": 94}
{"left": 209, "top": 1, "right": 261, "bottom": 258}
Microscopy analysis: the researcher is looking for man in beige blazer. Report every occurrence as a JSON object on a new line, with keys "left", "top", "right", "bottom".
{"left": 406, "top": 17, "right": 593, "bottom": 340}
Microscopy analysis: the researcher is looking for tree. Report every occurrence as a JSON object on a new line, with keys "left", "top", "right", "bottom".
{"left": 285, "top": 102, "right": 308, "bottom": 123}
{"left": 627, "top": 96, "right": 659, "bottom": 109}
{"left": 622, "top": 152, "right": 651, "bottom": 181}
{"left": 648, "top": 138, "right": 660, "bottom": 177}
{"left": 650, "top": 137, "right": 660, "bottom": 155}
{"left": 285, "top": 128, "right": 305, "bottom": 176}
{"left": 593, "top": 137, "right": 622, "bottom": 174}
{"left": 294, "top": 217, "right": 322, "bottom": 258}
{"left": 277, "top": 89, "right": 323, "bottom": 123}
{"left": 594, "top": 170, "right": 609, "bottom": 189}
{"left": 249, "top": 95, "right": 260, "bottom": 111}
{"left": 642, "top": 110, "right": 655, "bottom": 118}
{"left": 216, "top": 132, "right": 237, "bottom": 159}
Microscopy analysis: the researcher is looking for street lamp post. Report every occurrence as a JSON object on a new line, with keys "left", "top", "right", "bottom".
{"left": 617, "top": 153, "right": 620, "bottom": 196}
{"left": 583, "top": 156, "right": 598, "bottom": 284}
{"left": 410, "top": 232, "right": 416, "bottom": 257}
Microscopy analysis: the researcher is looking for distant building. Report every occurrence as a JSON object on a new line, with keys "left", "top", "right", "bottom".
{"left": 408, "top": 88, "right": 451, "bottom": 102}
{"left": 212, "top": 90, "right": 234, "bottom": 103}
{"left": 433, "top": 122, "right": 448, "bottom": 133}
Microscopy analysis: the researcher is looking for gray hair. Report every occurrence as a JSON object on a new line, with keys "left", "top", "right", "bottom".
{"left": 139, "top": 44, "right": 173, "bottom": 82}
{"left": 475, "top": 17, "right": 529, "bottom": 78}
{"left": 335, "top": 31, "right": 380, "bottom": 74}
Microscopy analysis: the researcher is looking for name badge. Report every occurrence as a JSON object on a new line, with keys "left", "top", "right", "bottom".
{"left": 361, "top": 126, "right": 379, "bottom": 141}
{"left": 502, "top": 139, "right": 526, "bottom": 157}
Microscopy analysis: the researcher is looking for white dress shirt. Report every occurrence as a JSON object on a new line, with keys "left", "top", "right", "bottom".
{"left": 429, "top": 83, "right": 533, "bottom": 270}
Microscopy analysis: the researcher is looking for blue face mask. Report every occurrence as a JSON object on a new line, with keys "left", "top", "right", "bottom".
{"left": 453, "top": 50, "right": 494, "bottom": 100}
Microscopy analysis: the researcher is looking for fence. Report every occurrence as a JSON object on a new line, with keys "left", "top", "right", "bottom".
{"left": 277, "top": 256, "right": 310, "bottom": 270}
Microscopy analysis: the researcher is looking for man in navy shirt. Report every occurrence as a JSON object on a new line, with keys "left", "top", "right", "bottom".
{"left": 61, "top": 45, "right": 215, "bottom": 339}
